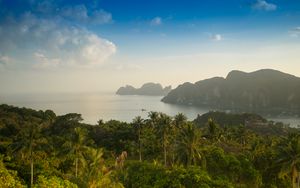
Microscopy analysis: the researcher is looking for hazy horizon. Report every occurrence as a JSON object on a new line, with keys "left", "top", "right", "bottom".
{"left": 1, "top": 0, "right": 300, "bottom": 94}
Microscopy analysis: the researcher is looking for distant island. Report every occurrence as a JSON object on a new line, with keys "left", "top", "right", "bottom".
{"left": 162, "top": 69, "right": 300, "bottom": 116}
{"left": 116, "top": 82, "right": 172, "bottom": 96}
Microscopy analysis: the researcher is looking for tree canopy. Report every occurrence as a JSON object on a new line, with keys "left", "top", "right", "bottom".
{"left": 0, "top": 104, "right": 299, "bottom": 187}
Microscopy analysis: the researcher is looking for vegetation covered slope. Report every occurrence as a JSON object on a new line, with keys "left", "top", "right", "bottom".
{"left": 116, "top": 83, "right": 171, "bottom": 96}
{"left": 162, "top": 69, "right": 300, "bottom": 116}
{"left": 1, "top": 104, "right": 300, "bottom": 187}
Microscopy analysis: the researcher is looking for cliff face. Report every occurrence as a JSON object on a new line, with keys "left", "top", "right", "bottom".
{"left": 116, "top": 83, "right": 172, "bottom": 96}
{"left": 162, "top": 69, "right": 300, "bottom": 116}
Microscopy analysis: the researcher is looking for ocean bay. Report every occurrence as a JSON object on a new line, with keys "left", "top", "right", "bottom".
{"left": 1, "top": 92, "right": 300, "bottom": 127}
{"left": 0, "top": 92, "right": 209, "bottom": 124}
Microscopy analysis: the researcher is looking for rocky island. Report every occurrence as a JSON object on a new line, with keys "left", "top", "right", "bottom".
{"left": 116, "top": 82, "right": 172, "bottom": 96}
{"left": 162, "top": 69, "right": 300, "bottom": 116}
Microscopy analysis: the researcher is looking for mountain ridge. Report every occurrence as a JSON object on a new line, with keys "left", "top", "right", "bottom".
{"left": 116, "top": 82, "right": 172, "bottom": 96}
{"left": 162, "top": 69, "right": 300, "bottom": 116}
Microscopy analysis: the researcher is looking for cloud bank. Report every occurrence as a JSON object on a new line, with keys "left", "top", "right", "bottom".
{"left": 60, "top": 4, "right": 112, "bottom": 25}
{"left": 289, "top": 27, "right": 300, "bottom": 38}
{"left": 252, "top": 0, "right": 277, "bottom": 11}
{"left": 150, "top": 17, "right": 162, "bottom": 26}
{"left": 211, "top": 34, "right": 223, "bottom": 41}
{"left": 0, "top": 13, "right": 116, "bottom": 69}
{"left": 0, "top": 0, "right": 116, "bottom": 69}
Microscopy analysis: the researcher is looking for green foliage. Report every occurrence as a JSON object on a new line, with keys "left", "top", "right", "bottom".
{"left": 77, "top": 147, "right": 124, "bottom": 188}
{"left": 121, "top": 161, "right": 167, "bottom": 188}
{"left": 174, "top": 122, "right": 202, "bottom": 166}
{"left": 0, "top": 104, "right": 299, "bottom": 187}
{"left": 92, "top": 120, "right": 136, "bottom": 155}
{"left": 195, "top": 111, "right": 294, "bottom": 136}
{"left": 276, "top": 133, "right": 300, "bottom": 188}
{"left": 34, "top": 175, "right": 77, "bottom": 188}
{"left": 203, "top": 146, "right": 262, "bottom": 187}
{"left": 0, "top": 157, "right": 25, "bottom": 188}
{"left": 121, "top": 162, "right": 233, "bottom": 188}
{"left": 195, "top": 111, "right": 266, "bottom": 128}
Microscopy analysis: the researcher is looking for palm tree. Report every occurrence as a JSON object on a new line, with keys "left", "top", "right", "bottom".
{"left": 206, "top": 118, "right": 220, "bottom": 142}
{"left": 10, "top": 121, "right": 47, "bottom": 187}
{"left": 174, "top": 113, "right": 187, "bottom": 128}
{"left": 81, "top": 147, "right": 124, "bottom": 188}
{"left": 169, "top": 113, "right": 187, "bottom": 165}
{"left": 175, "top": 122, "right": 202, "bottom": 166}
{"left": 232, "top": 125, "right": 254, "bottom": 146}
{"left": 148, "top": 111, "right": 159, "bottom": 127}
{"left": 132, "top": 116, "right": 144, "bottom": 162}
{"left": 63, "top": 126, "right": 90, "bottom": 178}
{"left": 81, "top": 147, "right": 104, "bottom": 187}
{"left": 277, "top": 133, "right": 300, "bottom": 188}
{"left": 156, "top": 113, "right": 172, "bottom": 166}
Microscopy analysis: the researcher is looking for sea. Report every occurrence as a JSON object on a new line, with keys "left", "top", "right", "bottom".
{"left": 1, "top": 92, "right": 300, "bottom": 127}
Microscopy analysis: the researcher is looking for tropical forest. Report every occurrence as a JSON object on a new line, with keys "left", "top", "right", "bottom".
{"left": 1, "top": 104, "right": 300, "bottom": 188}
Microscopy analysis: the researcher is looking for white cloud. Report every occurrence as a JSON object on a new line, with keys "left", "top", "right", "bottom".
{"left": 92, "top": 10, "right": 112, "bottom": 24}
{"left": 150, "top": 17, "right": 162, "bottom": 26}
{"left": 0, "top": 13, "right": 117, "bottom": 69}
{"left": 35, "top": 0, "right": 56, "bottom": 14}
{"left": 61, "top": 4, "right": 89, "bottom": 22}
{"left": 80, "top": 34, "right": 116, "bottom": 65}
{"left": 211, "top": 34, "right": 223, "bottom": 41}
{"left": 33, "top": 52, "right": 61, "bottom": 69}
{"left": 0, "top": 55, "right": 12, "bottom": 66}
{"left": 61, "top": 4, "right": 112, "bottom": 24}
{"left": 12, "top": 1, "right": 113, "bottom": 25}
{"left": 289, "top": 27, "right": 300, "bottom": 38}
{"left": 293, "top": 27, "right": 300, "bottom": 31}
{"left": 252, "top": 0, "right": 277, "bottom": 11}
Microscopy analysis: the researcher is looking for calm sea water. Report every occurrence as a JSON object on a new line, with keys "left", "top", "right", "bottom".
{"left": 0, "top": 92, "right": 210, "bottom": 124}
{"left": 1, "top": 92, "right": 300, "bottom": 127}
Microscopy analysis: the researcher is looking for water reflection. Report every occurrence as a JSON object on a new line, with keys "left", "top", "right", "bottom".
{"left": 1, "top": 92, "right": 299, "bottom": 127}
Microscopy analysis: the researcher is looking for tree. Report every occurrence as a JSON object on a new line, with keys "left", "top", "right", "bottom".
{"left": 49, "top": 113, "right": 83, "bottom": 136}
{"left": 148, "top": 111, "right": 159, "bottom": 126}
{"left": 33, "top": 175, "right": 77, "bottom": 188}
{"left": 277, "top": 133, "right": 300, "bottom": 188}
{"left": 0, "top": 157, "right": 25, "bottom": 188}
{"left": 175, "top": 122, "right": 202, "bottom": 166}
{"left": 10, "top": 120, "right": 47, "bottom": 187}
{"left": 80, "top": 147, "right": 124, "bottom": 188}
{"left": 63, "top": 127, "right": 90, "bottom": 178}
{"left": 232, "top": 125, "right": 255, "bottom": 147}
{"left": 174, "top": 113, "right": 187, "bottom": 128}
{"left": 155, "top": 113, "right": 172, "bottom": 166}
{"left": 92, "top": 120, "right": 135, "bottom": 155}
{"left": 205, "top": 118, "right": 221, "bottom": 142}
{"left": 81, "top": 147, "right": 105, "bottom": 186}
{"left": 132, "top": 116, "right": 144, "bottom": 162}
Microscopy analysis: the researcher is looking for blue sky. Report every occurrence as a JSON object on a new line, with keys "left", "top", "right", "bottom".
{"left": 0, "top": 0, "right": 300, "bottom": 93}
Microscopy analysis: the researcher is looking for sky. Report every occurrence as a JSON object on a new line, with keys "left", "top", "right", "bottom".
{"left": 0, "top": 0, "right": 300, "bottom": 93}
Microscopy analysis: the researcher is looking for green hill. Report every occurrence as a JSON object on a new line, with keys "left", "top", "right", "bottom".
{"left": 162, "top": 69, "right": 300, "bottom": 116}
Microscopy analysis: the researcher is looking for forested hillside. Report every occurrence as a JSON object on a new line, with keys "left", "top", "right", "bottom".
{"left": 162, "top": 69, "right": 300, "bottom": 116}
{"left": 0, "top": 104, "right": 300, "bottom": 187}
